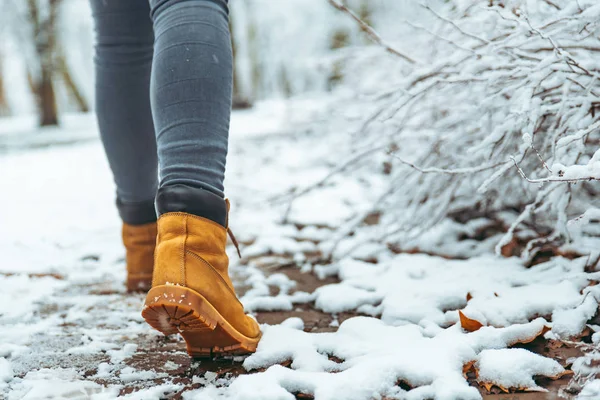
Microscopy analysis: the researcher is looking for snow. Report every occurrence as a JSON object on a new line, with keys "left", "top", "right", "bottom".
{"left": 552, "top": 292, "right": 599, "bottom": 338}
{"left": 119, "top": 367, "right": 163, "bottom": 383}
{"left": 1, "top": 90, "right": 599, "bottom": 399}
{"left": 579, "top": 380, "right": 600, "bottom": 399}
{"left": 201, "top": 317, "right": 559, "bottom": 400}
{"left": 0, "top": 274, "right": 67, "bottom": 319}
{"left": 7, "top": 368, "right": 118, "bottom": 400}
{"left": 553, "top": 154, "right": 600, "bottom": 180}
{"left": 118, "top": 383, "right": 183, "bottom": 400}
{"left": 475, "top": 349, "right": 564, "bottom": 391}
{"left": 2, "top": 0, "right": 600, "bottom": 397}
{"left": 305, "top": 253, "right": 593, "bottom": 329}
{"left": 314, "top": 284, "right": 382, "bottom": 314}
{"left": 0, "top": 358, "right": 13, "bottom": 390}
{"left": 244, "top": 296, "right": 294, "bottom": 312}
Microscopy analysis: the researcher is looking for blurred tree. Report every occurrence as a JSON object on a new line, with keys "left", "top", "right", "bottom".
{"left": 56, "top": 48, "right": 89, "bottom": 113}
{"left": 0, "top": 55, "right": 10, "bottom": 116}
{"left": 247, "top": 7, "right": 260, "bottom": 100}
{"left": 230, "top": 12, "right": 252, "bottom": 109}
{"left": 25, "top": 0, "right": 61, "bottom": 126}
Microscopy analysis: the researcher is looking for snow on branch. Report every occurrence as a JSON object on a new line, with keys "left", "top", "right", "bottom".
{"left": 324, "top": 0, "right": 600, "bottom": 257}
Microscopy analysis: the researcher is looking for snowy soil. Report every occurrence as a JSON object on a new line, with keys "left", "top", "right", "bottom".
{"left": 1, "top": 102, "right": 600, "bottom": 399}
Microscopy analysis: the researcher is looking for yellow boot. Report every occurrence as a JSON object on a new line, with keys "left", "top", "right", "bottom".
{"left": 122, "top": 222, "right": 157, "bottom": 292}
{"left": 117, "top": 198, "right": 157, "bottom": 293}
{"left": 142, "top": 185, "right": 261, "bottom": 357}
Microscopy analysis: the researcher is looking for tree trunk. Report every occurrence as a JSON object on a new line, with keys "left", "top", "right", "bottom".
{"left": 57, "top": 50, "right": 90, "bottom": 113}
{"left": 230, "top": 9, "right": 252, "bottom": 109}
{"left": 39, "top": 69, "right": 58, "bottom": 126}
{"left": 26, "top": 0, "right": 61, "bottom": 127}
{"left": 0, "top": 56, "right": 10, "bottom": 116}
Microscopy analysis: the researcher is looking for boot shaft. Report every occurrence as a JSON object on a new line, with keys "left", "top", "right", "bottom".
{"left": 153, "top": 212, "right": 231, "bottom": 288}
{"left": 122, "top": 221, "right": 157, "bottom": 292}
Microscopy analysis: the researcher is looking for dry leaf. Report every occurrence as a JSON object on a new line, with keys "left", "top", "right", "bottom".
{"left": 547, "top": 339, "right": 565, "bottom": 350}
{"left": 459, "top": 310, "right": 484, "bottom": 332}
{"left": 466, "top": 292, "right": 473, "bottom": 302}
{"left": 476, "top": 359, "right": 572, "bottom": 394}
{"left": 506, "top": 325, "right": 551, "bottom": 346}
{"left": 500, "top": 237, "right": 520, "bottom": 257}
{"left": 462, "top": 360, "right": 475, "bottom": 379}
{"left": 479, "top": 370, "right": 573, "bottom": 394}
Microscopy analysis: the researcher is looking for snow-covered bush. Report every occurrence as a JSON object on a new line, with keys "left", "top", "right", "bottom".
{"left": 323, "top": 0, "right": 600, "bottom": 261}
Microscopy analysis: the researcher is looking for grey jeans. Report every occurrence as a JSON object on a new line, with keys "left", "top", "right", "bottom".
{"left": 90, "top": 0, "right": 232, "bottom": 222}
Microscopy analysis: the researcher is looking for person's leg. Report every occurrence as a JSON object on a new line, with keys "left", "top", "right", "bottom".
{"left": 148, "top": 0, "right": 232, "bottom": 197}
{"left": 141, "top": 0, "right": 261, "bottom": 356}
{"left": 90, "top": 0, "right": 158, "bottom": 292}
{"left": 90, "top": 0, "right": 158, "bottom": 224}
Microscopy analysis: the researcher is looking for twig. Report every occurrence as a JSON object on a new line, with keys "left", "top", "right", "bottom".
{"left": 524, "top": 16, "right": 592, "bottom": 76}
{"left": 542, "top": 0, "right": 561, "bottom": 10}
{"left": 494, "top": 184, "right": 561, "bottom": 255}
{"left": 273, "top": 143, "right": 390, "bottom": 224}
{"left": 420, "top": 3, "right": 489, "bottom": 45}
{"left": 326, "top": 0, "right": 418, "bottom": 64}
{"left": 531, "top": 144, "right": 553, "bottom": 174}
{"left": 390, "top": 152, "right": 507, "bottom": 174}
{"left": 511, "top": 157, "right": 599, "bottom": 183}
{"left": 403, "top": 20, "right": 477, "bottom": 55}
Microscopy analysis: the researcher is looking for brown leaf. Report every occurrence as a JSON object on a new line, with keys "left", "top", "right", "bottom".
{"left": 500, "top": 237, "right": 520, "bottom": 257}
{"left": 459, "top": 310, "right": 484, "bottom": 332}
{"left": 569, "top": 326, "right": 592, "bottom": 340}
{"left": 462, "top": 360, "right": 475, "bottom": 379}
{"left": 547, "top": 339, "right": 565, "bottom": 350}
{"left": 507, "top": 325, "right": 551, "bottom": 346}
{"left": 466, "top": 292, "right": 473, "bottom": 302}
{"left": 295, "top": 393, "right": 315, "bottom": 399}
{"left": 476, "top": 362, "right": 572, "bottom": 394}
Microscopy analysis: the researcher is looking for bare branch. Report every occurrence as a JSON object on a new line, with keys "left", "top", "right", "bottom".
{"left": 326, "top": 0, "right": 418, "bottom": 64}
{"left": 419, "top": 3, "right": 489, "bottom": 45}
{"left": 511, "top": 157, "right": 599, "bottom": 183}
{"left": 390, "top": 152, "right": 508, "bottom": 175}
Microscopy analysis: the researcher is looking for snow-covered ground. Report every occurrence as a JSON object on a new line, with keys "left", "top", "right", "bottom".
{"left": 1, "top": 102, "right": 599, "bottom": 399}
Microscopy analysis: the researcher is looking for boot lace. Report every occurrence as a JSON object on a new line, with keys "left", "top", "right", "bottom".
{"left": 227, "top": 227, "right": 242, "bottom": 259}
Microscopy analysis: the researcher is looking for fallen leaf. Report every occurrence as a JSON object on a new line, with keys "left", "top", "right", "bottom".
{"left": 475, "top": 350, "right": 572, "bottom": 394}
{"left": 547, "top": 339, "right": 565, "bottom": 350}
{"left": 507, "top": 325, "right": 551, "bottom": 346}
{"left": 466, "top": 292, "right": 473, "bottom": 301}
{"left": 459, "top": 310, "right": 484, "bottom": 332}
{"left": 500, "top": 237, "right": 520, "bottom": 257}
{"left": 295, "top": 393, "right": 315, "bottom": 399}
{"left": 462, "top": 360, "right": 475, "bottom": 378}
{"left": 478, "top": 371, "right": 572, "bottom": 394}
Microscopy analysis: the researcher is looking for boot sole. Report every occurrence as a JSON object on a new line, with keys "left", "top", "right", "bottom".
{"left": 141, "top": 285, "right": 261, "bottom": 358}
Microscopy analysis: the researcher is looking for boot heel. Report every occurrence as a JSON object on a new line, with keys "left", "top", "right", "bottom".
{"left": 142, "top": 285, "right": 260, "bottom": 357}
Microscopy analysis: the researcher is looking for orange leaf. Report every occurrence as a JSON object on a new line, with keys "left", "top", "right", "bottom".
{"left": 507, "top": 325, "right": 551, "bottom": 346}
{"left": 462, "top": 360, "right": 476, "bottom": 378}
{"left": 476, "top": 367, "right": 571, "bottom": 394}
{"left": 459, "top": 310, "right": 484, "bottom": 332}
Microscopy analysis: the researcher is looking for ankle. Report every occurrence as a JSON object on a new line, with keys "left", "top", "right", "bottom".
{"left": 155, "top": 184, "right": 227, "bottom": 227}
{"left": 117, "top": 198, "right": 157, "bottom": 225}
